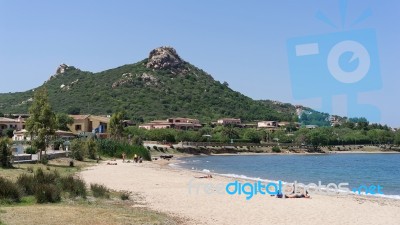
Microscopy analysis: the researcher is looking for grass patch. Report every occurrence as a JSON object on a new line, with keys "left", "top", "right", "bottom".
{"left": 0, "top": 201, "right": 181, "bottom": 225}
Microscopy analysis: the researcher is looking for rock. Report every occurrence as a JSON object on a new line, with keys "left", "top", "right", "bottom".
{"left": 56, "top": 64, "right": 69, "bottom": 74}
{"left": 112, "top": 73, "right": 160, "bottom": 89}
{"left": 146, "top": 46, "right": 184, "bottom": 70}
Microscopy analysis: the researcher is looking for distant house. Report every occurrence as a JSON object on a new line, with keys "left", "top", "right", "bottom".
{"left": 257, "top": 121, "right": 278, "bottom": 129}
{"left": 139, "top": 118, "right": 202, "bottom": 130}
{"left": 305, "top": 125, "right": 318, "bottom": 129}
{"left": 13, "top": 129, "right": 75, "bottom": 141}
{"left": 217, "top": 118, "right": 241, "bottom": 125}
{"left": 68, "top": 115, "right": 110, "bottom": 135}
{"left": 0, "top": 116, "right": 25, "bottom": 132}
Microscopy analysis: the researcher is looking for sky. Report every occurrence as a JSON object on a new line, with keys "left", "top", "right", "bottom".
{"left": 0, "top": 0, "right": 399, "bottom": 127}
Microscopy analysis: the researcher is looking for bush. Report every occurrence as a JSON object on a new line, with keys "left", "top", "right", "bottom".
{"left": 272, "top": 146, "right": 281, "bottom": 153}
{"left": 0, "top": 138, "right": 12, "bottom": 168}
{"left": 35, "top": 184, "right": 61, "bottom": 203}
{"left": 70, "top": 139, "right": 86, "bottom": 161}
{"left": 16, "top": 173, "right": 36, "bottom": 195}
{"left": 40, "top": 155, "right": 48, "bottom": 165}
{"left": 86, "top": 139, "right": 98, "bottom": 160}
{"left": 97, "top": 139, "right": 151, "bottom": 161}
{"left": 120, "top": 191, "right": 130, "bottom": 200}
{"left": 90, "top": 183, "right": 110, "bottom": 198}
{"left": 0, "top": 177, "right": 21, "bottom": 202}
{"left": 34, "top": 168, "right": 60, "bottom": 184}
{"left": 58, "top": 175, "right": 87, "bottom": 198}
{"left": 25, "top": 146, "right": 38, "bottom": 154}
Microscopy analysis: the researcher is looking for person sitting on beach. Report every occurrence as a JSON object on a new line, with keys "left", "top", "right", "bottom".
{"left": 194, "top": 174, "right": 213, "bottom": 179}
{"left": 107, "top": 162, "right": 118, "bottom": 165}
{"left": 285, "top": 189, "right": 310, "bottom": 199}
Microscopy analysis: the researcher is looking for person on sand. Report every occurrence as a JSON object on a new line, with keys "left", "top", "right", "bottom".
{"left": 195, "top": 174, "right": 213, "bottom": 179}
{"left": 134, "top": 154, "right": 138, "bottom": 163}
{"left": 285, "top": 189, "right": 310, "bottom": 199}
{"left": 122, "top": 152, "right": 126, "bottom": 163}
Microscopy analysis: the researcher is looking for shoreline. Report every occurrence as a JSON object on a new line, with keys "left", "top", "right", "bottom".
{"left": 80, "top": 159, "right": 400, "bottom": 225}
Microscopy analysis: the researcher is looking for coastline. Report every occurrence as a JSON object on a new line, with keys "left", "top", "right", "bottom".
{"left": 80, "top": 158, "right": 400, "bottom": 225}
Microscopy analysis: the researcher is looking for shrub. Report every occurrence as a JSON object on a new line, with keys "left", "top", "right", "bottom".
{"left": 97, "top": 139, "right": 151, "bottom": 161}
{"left": 34, "top": 168, "right": 60, "bottom": 184}
{"left": 272, "top": 146, "right": 281, "bottom": 153}
{"left": 58, "top": 175, "right": 87, "bottom": 198}
{"left": 90, "top": 183, "right": 110, "bottom": 198}
{"left": 86, "top": 138, "right": 98, "bottom": 160}
{"left": 0, "top": 138, "right": 12, "bottom": 168}
{"left": 120, "top": 191, "right": 130, "bottom": 200}
{"left": 40, "top": 155, "right": 48, "bottom": 165}
{"left": 35, "top": 184, "right": 61, "bottom": 203}
{"left": 0, "top": 177, "right": 21, "bottom": 202}
{"left": 25, "top": 146, "right": 38, "bottom": 154}
{"left": 70, "top": 139, "right": 86, "bottom": 161}
{"left": 16, "top": 173, "right": 36, "bottom": 195}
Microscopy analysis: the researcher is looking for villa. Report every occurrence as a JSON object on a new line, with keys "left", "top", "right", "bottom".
{"left": 257, "top": 121, "right": 278, "bottom": 129}
{"left": 217, "top": 118, "right": 241, "bottom": 125}
{"left": 0, "top": 116, "right": 25, "bottom": 132}
{"left": 68, "top": 115, "right": 111, "bottom": 135}
{"left": 139, "top": 117, "right": 202, "bottom": 130}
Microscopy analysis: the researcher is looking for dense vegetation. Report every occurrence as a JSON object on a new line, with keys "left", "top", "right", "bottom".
{"left": 69, "top": 138, "right": 151, "bottom": 161}
{"left": 125, "top": 120, "right": 400, "bottom": 151}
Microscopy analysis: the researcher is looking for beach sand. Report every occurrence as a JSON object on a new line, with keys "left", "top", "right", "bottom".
{"left": 80, "top": 159, "right": 400, "bottom": 225}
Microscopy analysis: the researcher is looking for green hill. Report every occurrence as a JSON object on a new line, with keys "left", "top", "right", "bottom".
{"left": 0, "top": 46, "right": 322, "bottom": 124}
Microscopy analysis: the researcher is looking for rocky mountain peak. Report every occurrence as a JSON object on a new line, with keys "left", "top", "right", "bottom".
{"left": 146, "top": 46, "right": 184, "bottom": 70}
{"left": 56, "top": 63, "right": 70, "bottom": 74}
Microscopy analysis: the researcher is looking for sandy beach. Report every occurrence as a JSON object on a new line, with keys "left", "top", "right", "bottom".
{"left": 80, "top": 159, "right": 400, "bottom": 225}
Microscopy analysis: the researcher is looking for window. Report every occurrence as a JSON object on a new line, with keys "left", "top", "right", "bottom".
{"left": 75, "top": 125, "right": 82, "bottom": 131}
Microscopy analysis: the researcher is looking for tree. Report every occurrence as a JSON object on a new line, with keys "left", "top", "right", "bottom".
{"left": 0, "top": 138, "right": 12, "bottom": 168}
{"left": 55, "top": 113, "right": 73, "bottom": 131}
{"left": 25, "top": 88, "right": 56, "bottom": 161}
{"left": 86, "top": 138, "right": 98, "bottom": 160}
{"left": 243, "top": 129, "right": 262, "bottom": 143}
{"left": 307, "top": 129, "right": 329, "bottom": 151}
{"left": 395, "top": 131, "right": 400, "bottom": 145}
{"left": 2, "top": 128, "right": 14, "bottom": 138}
{"left": 221, "top": 125, "right": 239, "bottom": 142}
{"left": 109, "top": 111, "right": 126, "bottom": 139}
{"left": 67, "top": 107, "right": 81, "bottom": 115}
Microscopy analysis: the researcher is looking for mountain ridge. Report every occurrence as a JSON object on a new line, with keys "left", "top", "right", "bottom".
{"left": 0, "top": 46, "right": 328, "bottom": 125}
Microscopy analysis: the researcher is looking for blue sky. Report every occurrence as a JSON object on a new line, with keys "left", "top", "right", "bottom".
{"left": 0, "top": 0, "right": 399, "bottom": 126}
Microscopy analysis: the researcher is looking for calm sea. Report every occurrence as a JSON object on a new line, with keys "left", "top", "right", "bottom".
{"left": 176, "top": 153, "right": 400, "bottom": 198}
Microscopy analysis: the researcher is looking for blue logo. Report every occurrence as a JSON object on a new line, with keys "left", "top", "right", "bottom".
{"left": 286, "top": 1, "right": 381, "bottom": 121}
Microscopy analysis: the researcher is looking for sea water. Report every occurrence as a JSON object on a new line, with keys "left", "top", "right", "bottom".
{"left": 177, "top": 153, "right": 400, "bottom": 198}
